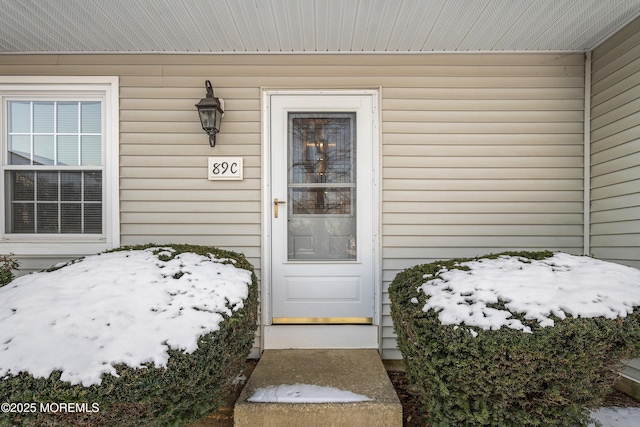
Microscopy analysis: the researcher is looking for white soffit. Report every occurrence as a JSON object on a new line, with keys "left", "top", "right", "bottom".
{"left": 1, "top": 0, "right": 640, "bottom": 54}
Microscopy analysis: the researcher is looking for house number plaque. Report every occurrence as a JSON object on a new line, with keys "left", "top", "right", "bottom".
{"left": 208, "top": 157, "right": 243, "bottom": 180}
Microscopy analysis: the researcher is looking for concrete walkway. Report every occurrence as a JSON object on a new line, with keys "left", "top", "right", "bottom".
{"left": 234, "top": 349, "right": 402, "bottom": 427}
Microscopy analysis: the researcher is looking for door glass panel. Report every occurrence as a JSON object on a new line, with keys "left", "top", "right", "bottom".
{"left": 288, "top": 113, "right": 356, "bottom": 260}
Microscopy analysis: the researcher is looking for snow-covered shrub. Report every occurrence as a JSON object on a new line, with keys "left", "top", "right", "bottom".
{"left": 389, "top": 251, "right": 640, "bottom": 427}
{"left": 0, "top": 244, "right": 258, "bottom": 427}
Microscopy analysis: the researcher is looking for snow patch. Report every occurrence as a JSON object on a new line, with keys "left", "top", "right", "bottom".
{"left": 0, "top": 248, "right": 252, "bottom": 386}
{"left": 417, "top": 253, "right": 640, "bottom": 333}
{"left": 590, "top": 407, "right": 640, "bottom": 427}
{"left": 247, "top": 384, "right": 372, "bottom": 403}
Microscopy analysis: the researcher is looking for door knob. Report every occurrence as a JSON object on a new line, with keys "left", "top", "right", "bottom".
{"left": 274, "top": 198, "right": 286, "bottom": 218}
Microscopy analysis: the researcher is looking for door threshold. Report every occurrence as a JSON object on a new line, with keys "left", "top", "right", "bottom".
{"left": 272, "top": 317, "right": 373, "bottom": 325}
{"left": 264, "top": 325, "right": 378, "bottom": 349}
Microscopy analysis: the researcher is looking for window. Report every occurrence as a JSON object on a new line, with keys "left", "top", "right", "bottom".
{"left": 1, "top": 77, "right": 119, "bottom": 252}
{"left": 7, "top": 100, "right": 103, "bottom": 234}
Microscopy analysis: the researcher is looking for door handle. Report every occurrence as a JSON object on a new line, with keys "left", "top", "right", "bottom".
{"left": 274, "top": 198, "right": 287, "bottom": 218}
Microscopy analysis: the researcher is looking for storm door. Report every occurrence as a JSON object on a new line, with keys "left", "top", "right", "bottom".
{"left": 269, "top": 93, "right": 376, "bottom": 326}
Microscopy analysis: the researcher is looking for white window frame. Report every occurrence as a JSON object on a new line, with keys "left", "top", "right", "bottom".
{"left": 0, "top": 76, "right": 120, "bottom": 256}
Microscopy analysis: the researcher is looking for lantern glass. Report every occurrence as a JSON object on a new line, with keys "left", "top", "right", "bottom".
{"left": 199, "top": 108, "right": 218, "bottom": 132}
{"left": 215, "top": 107, "right": 223, "bottom": 131}
{"left": 196, "top": 99, "right": 222, "bottom": 133}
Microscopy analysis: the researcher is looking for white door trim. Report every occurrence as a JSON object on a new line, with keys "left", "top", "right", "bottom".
{"left": 261, "top": 89, "right": 381, "bottom": 350}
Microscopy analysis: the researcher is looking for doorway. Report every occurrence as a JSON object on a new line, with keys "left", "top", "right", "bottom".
{"left": 263, "top": 90, "right": 379, "bottom": 349}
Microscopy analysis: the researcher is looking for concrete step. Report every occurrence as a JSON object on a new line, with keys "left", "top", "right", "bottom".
{"left": 234, "top": 349, "right": 402, "bottom": 427}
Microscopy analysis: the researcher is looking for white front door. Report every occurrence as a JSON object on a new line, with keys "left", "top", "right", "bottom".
{"left": 264, "top": 91, "right": 378, "bottom": 348}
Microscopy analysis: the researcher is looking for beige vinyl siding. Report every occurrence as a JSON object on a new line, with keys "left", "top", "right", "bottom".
{"left": 118, "top": 82, "right": 261, "bottom": 263}
{"left": 591, "top": 15, "right": 640, "bottom": 269}
{"left": 380, "top": 56, "right": 585, "bottom": 358}
{"left": 0, "top": 53, "right": 585, "bottom": 359}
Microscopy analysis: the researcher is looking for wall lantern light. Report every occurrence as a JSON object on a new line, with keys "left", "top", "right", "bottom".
{"left": 195, "top": 80, "right": 224, "bottom": 147}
